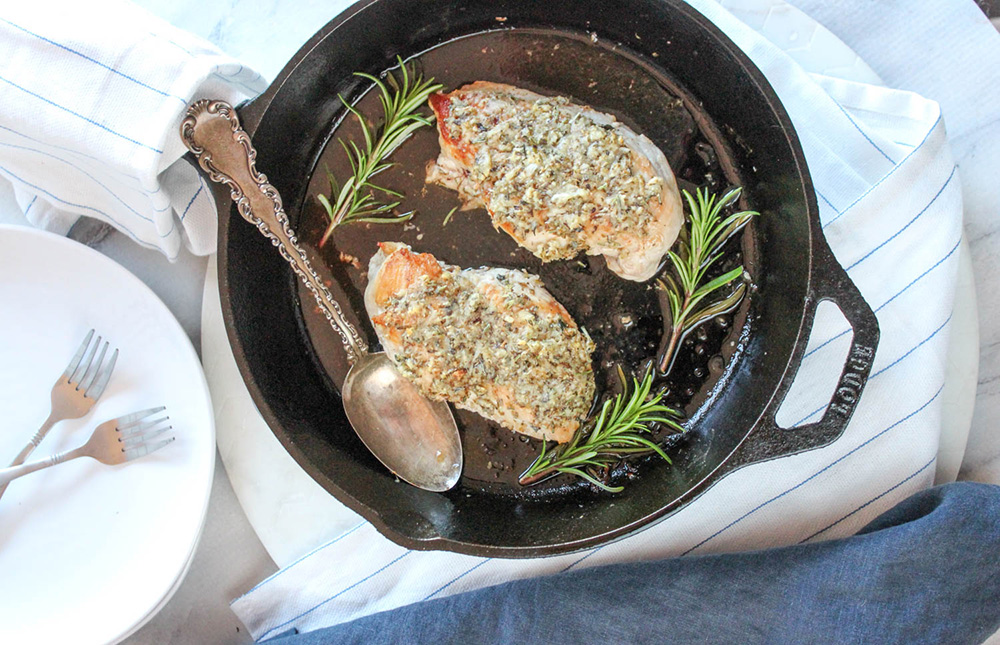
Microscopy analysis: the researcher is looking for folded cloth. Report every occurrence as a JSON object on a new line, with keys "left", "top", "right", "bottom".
{"left": 230, "top": 0, "right": 972, "bottom": 639}
{"left": 0, "top": 0, "right": 266, "bottom": 258}
{"left": 258, "top": 482, "right": 1000, "bottom": 644}
{"left": 792, "top": 0, "right": 1000, "bottom": 492}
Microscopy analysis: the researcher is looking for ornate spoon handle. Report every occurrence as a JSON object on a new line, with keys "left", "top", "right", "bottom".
{"left": 181, "top": 100, "right": 367, "bottom": 363}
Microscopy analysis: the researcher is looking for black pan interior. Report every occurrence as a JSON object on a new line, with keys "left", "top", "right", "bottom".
{"left": 221, "top": 0, "right": 814, "bottom": 555}
{"left": 297, "top": 27, "right": 751, "bottom": 496}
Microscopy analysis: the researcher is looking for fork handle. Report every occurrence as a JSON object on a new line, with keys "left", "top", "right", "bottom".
{"left": 0, "top": 412, "right": 59, "bottom": 499}
{"left": 9, "top": 412, "right": 59, "bottom": 466}
{"left": 0, "top": 447, "right": 87, "bottom": 492}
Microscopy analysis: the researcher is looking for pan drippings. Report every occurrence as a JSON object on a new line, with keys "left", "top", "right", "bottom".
{"left": 293, "top": 29, "right": 753, "bottom": 498}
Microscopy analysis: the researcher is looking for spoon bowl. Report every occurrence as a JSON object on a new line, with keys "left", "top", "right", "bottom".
{"left": 343, "top": 352, "right": 462, "bottom": 491}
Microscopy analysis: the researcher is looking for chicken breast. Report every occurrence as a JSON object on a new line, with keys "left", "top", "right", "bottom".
{"left": 364, "top": 242, "right": 595, "bottom": 443}
{"left": 427, "top": 82, "right": 684, "bottom": 282}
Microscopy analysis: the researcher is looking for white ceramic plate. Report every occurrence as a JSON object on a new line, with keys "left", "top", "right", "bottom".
{"left": 0, "top": 225, "right": 215, "bottom": 645}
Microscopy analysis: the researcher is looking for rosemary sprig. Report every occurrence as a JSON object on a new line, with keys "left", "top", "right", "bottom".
{"left": 656, "top": 187, "right": 757, "bottom": 373}
{"left": 317, "top": 60, "right": 443, "bottom": 247}
{"left": 518, "top": 369, "right": 684, "bottom": 492}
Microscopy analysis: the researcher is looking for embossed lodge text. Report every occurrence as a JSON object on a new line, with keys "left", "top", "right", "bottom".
{"left": 828, "top": 345, "right": 875, "bottom": 417}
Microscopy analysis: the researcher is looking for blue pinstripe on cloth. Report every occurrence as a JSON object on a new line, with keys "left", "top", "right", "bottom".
{"left": 0, "top": 0, "right": 266, "bottom": 258}
{"left": 229, "top": 0, "right": 971, "bottom": 639}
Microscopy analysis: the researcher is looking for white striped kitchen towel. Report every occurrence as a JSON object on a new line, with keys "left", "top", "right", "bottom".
{"left": 0, "top": 0, "right": 266, "bottom": 258}
{"left": 231, "top": 0, "right": 969, "bottom": 640}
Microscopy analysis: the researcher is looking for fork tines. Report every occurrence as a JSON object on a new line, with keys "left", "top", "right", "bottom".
{"left": 116, "top": 407, "right": 174, "bottom": 461}
{"left": 64, "top": 329, "right": 118, "bottom": 400}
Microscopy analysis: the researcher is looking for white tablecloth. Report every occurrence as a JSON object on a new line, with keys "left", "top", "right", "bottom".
{"left": 215, "top": 0, "right": 997, "bottom": 638}
{"left": 1, "top": 0, "right": 997, "bottom": 641}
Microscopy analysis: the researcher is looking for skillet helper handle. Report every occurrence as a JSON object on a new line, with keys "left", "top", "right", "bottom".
{"left": 726, "top": 236, "right": 880, "bottom": 471}
{"left": 180, "top": 100, "right": 368, "bottom": 363}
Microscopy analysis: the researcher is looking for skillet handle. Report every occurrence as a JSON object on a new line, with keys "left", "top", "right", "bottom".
{"left": 180, "top": 100, "right": 368, "bottom": 363}
{"left": 724, "top": 234, "right": 880, "bottom": 471}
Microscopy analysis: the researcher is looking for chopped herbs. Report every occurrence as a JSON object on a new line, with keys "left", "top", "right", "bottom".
{"left": 376, "top": 259, "right": 595, "bottom": 441}
{"left": 440, "top": 93, "right": 664, "bottom": 262}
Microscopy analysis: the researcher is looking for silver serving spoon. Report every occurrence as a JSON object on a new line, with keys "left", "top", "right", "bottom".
{"left": 181, "top": 100, "right": 462, "bottom": 492}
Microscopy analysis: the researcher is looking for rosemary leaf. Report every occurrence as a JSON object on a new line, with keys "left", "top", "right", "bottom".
{"left": 656, "top": 187, "right": 757, "bottom": 373}
{"left": 518, "top": 369, "right": 684, "bottom": 491}
{"left": 318, "top": 59, "right": 443, "bottom": 247}
{"left": 691, "top": 266, "right": 745, "bottom": 302}
{"left": 683, "top": 282, "right": 747, "bottom": 334}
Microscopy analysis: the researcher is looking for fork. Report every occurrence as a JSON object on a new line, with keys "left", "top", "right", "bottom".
{"left": 0, "top": 329, "right": 118, "bottom": 499}
{"left": 0, "top": 408, "right": 173, "bottom": 491}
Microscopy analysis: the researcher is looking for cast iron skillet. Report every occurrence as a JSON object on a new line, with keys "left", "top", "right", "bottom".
{"left": 211, "top": 0, "right": 879, "bottom": 557}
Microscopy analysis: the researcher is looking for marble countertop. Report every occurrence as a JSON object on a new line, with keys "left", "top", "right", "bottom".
{"left": 0, "top": 1, "right": 994, "bottom": 643}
